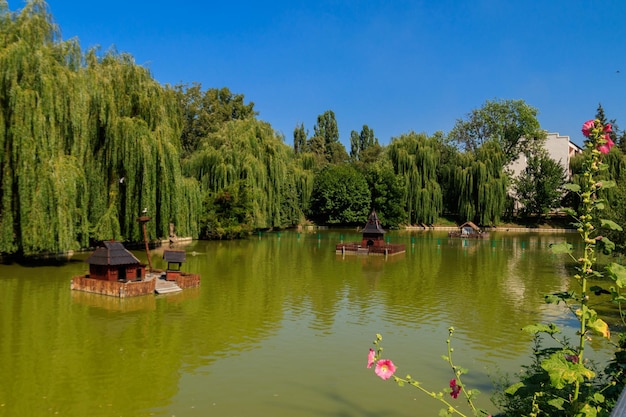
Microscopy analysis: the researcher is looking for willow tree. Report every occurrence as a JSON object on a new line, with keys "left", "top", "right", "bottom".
{"left": 183, "top": 118, "right": 304, "bottom": 234}
{"left": 450, "top": 141, "right": 508, "bottom": 225}
{"left": 387, "top": 132, "right": 442, "bottom": 225}
{"left": 0, "top": 1, "right": 201, "bottom": 255}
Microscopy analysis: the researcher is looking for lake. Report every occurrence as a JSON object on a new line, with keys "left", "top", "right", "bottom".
{"left": 0, "top": 229, "right": 614, "bottom": 416}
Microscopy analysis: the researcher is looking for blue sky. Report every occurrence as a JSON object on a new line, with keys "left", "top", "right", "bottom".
{"left": 40, "top": 1, "right": 626, "bottom": 147}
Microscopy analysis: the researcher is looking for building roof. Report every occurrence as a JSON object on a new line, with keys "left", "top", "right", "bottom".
{"left": 85, "top": 241, "right": 141, "bottom": 266}
{"left": 361, "top": 210, "right": 386, "bottom": 235}
{"left": 163, "top": 249, "right": 186, "bottom": 263}
{"left": 459, "top": 221, "right": 480, "bottom": 231}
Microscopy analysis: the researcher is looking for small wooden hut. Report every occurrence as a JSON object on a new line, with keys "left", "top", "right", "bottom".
{"left": 85, "top": 240, "right": 145, "bottom": 282}
{"left": 163, "top": 249, "right": 186, "bottom": 281}
{"left": 71, "top": 240, "right": 156, "bottom": 297}
{"left": 361, "top": 210, "right": 387, "bottom": 248}
{"left": 336, "top": 210, "right": 405, "bottom": 256}
{"left": 448, "top": 221, "right": 489, "bottom": 238}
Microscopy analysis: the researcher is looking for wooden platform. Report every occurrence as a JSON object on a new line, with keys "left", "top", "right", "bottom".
{"left": 154, "top": 279, "right": 182, "bottom": 294}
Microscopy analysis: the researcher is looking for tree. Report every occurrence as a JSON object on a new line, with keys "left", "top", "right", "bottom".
{"left": 349, "top": 130, "right": 360, "bottom": 159}
{"left": 293, "top": 123, "right": 307, "bottom": 154}
{"left": 176, "top": 84, "right": 257, "bottom": 157}
{"left": 449, "top": 99, "right": 546, "bottom": 165}
{"left": 448, "top": 141, "right": 508, "bottom": 225}
{"left": 0, "top": 1, "right": 202, "bottom": 255}
{"left": 512, "top": 151, "right": 567, "bottom": 217}
{"left": 183, "top": 118, "right": 302, "bottom": 232}
{"left": 308, "top": 164, "right": 371, "bottom": 225}
{"left": 387, "top": 132, "right": 442, "bottom": 225}
{"left": 363, "top": 159, "right": 405, "bottom": 227}
{"left": 311, "top": 110, "right": 348, "bottom": 163}
{"left": 350, "top": 124, "right": 379, "bottom": 161}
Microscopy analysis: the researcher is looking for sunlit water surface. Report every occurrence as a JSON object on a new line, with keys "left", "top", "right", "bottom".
{"left": 0, "top": 230, "right": 615, "bottom": 416}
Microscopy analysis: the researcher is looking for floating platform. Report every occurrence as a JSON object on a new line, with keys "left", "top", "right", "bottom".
{"left": 335, "top": 243, "right": 405, "bottom": 256}
{"left": 71, "top": 270, "right": 200, "bottom": 298}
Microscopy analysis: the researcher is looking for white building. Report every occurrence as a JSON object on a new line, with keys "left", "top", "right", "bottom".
{"left": 508, "top": 132, "right": 583, "bottom": 180}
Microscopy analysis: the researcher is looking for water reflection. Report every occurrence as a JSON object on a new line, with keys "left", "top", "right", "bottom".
{"left": 0, "top": 230, "right": 613, "bottom": 417}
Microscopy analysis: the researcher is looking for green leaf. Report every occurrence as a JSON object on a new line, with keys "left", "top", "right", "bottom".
{"left": 541, "top": 353, "right": 595, "bottom": 389}
{"left": 562, "top": 208, "right": 577, "bottom": 216}
{"left": 606, "top": 263, "right": 626, "bottom": 288}
{"left": 545, "top": 291, "right": 575, "bottom": 304}
{"left": 578, "top": 403, "right": 599, "bottom": 417}
{"left": 600, "top": 219, "right": 623, "bottom": 231}
{"left": 550, "top": 242, "right": 573, "bottom": 255}
{"left": 547, "top": 397, "right": 566, "bottom": 410}
{"left": 598, "top": 237, "right": 616, "bottom": 255}
{"left": 564, "top": 183, "right": 581, "bottom": 193}
{"left": 600, "top": 180, "right": 616, "bottom": 189}
{"left": 587, "top": 317, "right": 611, "bottom": 338}
{"left": 523, "top": 323, "right": 561, "bottom": 335}
{"left": 504, "top": 381, "right": 524, "bottom": 395}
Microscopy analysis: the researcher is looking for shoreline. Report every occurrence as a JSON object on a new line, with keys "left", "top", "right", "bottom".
{"left": 404, "top": 225, "right": 578, "bottom": 233}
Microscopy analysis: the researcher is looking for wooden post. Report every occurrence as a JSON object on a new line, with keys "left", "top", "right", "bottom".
{"left": 137, "top": 216, "right": 152, "bottom": 271}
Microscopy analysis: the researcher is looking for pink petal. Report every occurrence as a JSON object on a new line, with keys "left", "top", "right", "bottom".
{"left": 374, "top": 359, "right": 396, "bottom": 380}
{"left": 367, "top": 348, "right": 376, "bottom": 368}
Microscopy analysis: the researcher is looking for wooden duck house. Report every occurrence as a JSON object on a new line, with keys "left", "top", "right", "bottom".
{"left": 336, "top": 210, "right": 405, "bottom": 256}
{"left": 84, "top": 240, "right": 145, "bottom": 282}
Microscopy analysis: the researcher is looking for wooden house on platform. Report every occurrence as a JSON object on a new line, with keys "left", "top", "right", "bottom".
{"left": 448, "top": 221, "right": 489, "bottom": 239}
{"left": 336, "top": 210, "right": 405, "bottom": 256}
{"left": 85, "top": 240, "right": 145, "bottom": 282}
{"left": 71, "top": 241, "right": 201, "bottom": 298}
{"left": 71, "top": 240, "right": 156, "bottom": 297}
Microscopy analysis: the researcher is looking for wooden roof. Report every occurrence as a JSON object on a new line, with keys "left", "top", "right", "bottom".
{"left": 459, "top": 221, "right": 480, "bottom": 231}
{"left": 361, "top": 210, "right": 386, "bottom": 235}
{"left": 163, "top": 249, "right": 186, "bottom": 263}
{"left": 85, "top": 241, "right": 141, "bottom": 266}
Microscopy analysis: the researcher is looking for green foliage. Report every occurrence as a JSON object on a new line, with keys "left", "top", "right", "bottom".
{"left": 176, "top": 83, "right": 257, "bottom": 157}
{"left": 350, "top": 124, "right": 378, "bottom": 161}
{"left": 0, "top": 1, "right": 201, "bottom": 255}
{"left": 513, "top": 150, "right": 567, "bottom": 216}
{"left": 449, "top": 98, "right": 546, "bottom": 165}
{"left": 493, "top": 119, "right": 626, "bottom": 417}
{"left": 308, "top": 164, "right": 371, "bottom": 224}
{"left": 293, "top": 122, "right": 307, "bottom": 154}
{"left": 388, "top": 132, "right": 443, "bottom": 225}
{"left": 362, "top": 158, "right": 406, "bottom": 228}
{"left": 310, "top": 110, "right": 348, "bottom": 164}
{"left": 183, "top": 118, "right": 302, "bottom": 231}
{"left": 447, "top": 141, "right": 508, "bottom": 225}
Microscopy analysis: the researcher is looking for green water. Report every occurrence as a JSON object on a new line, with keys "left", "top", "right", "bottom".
{"left": 0, "top": 230, "right": 614, "bottom": 416}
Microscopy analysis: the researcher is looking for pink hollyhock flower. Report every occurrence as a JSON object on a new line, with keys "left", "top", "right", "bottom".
{"left": 565, "top": 354, "right": 579, "bottom": 364}
{"left": 367, "top": 348, "right": 376, "bottom": 368}
{"left": 604, "top": 123, "right": 613, "bottom": 133}
{"left": 582, "top": 120, "right": 595, "bottom": 137}
{"left": 598, "top": 134, "right": 615, "bottom": 154}
{"left": 374, "top": 359, "right": 396, "bottom": 380}
{"left": 449, "top": 379, "right": 462, "bottom": 399}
